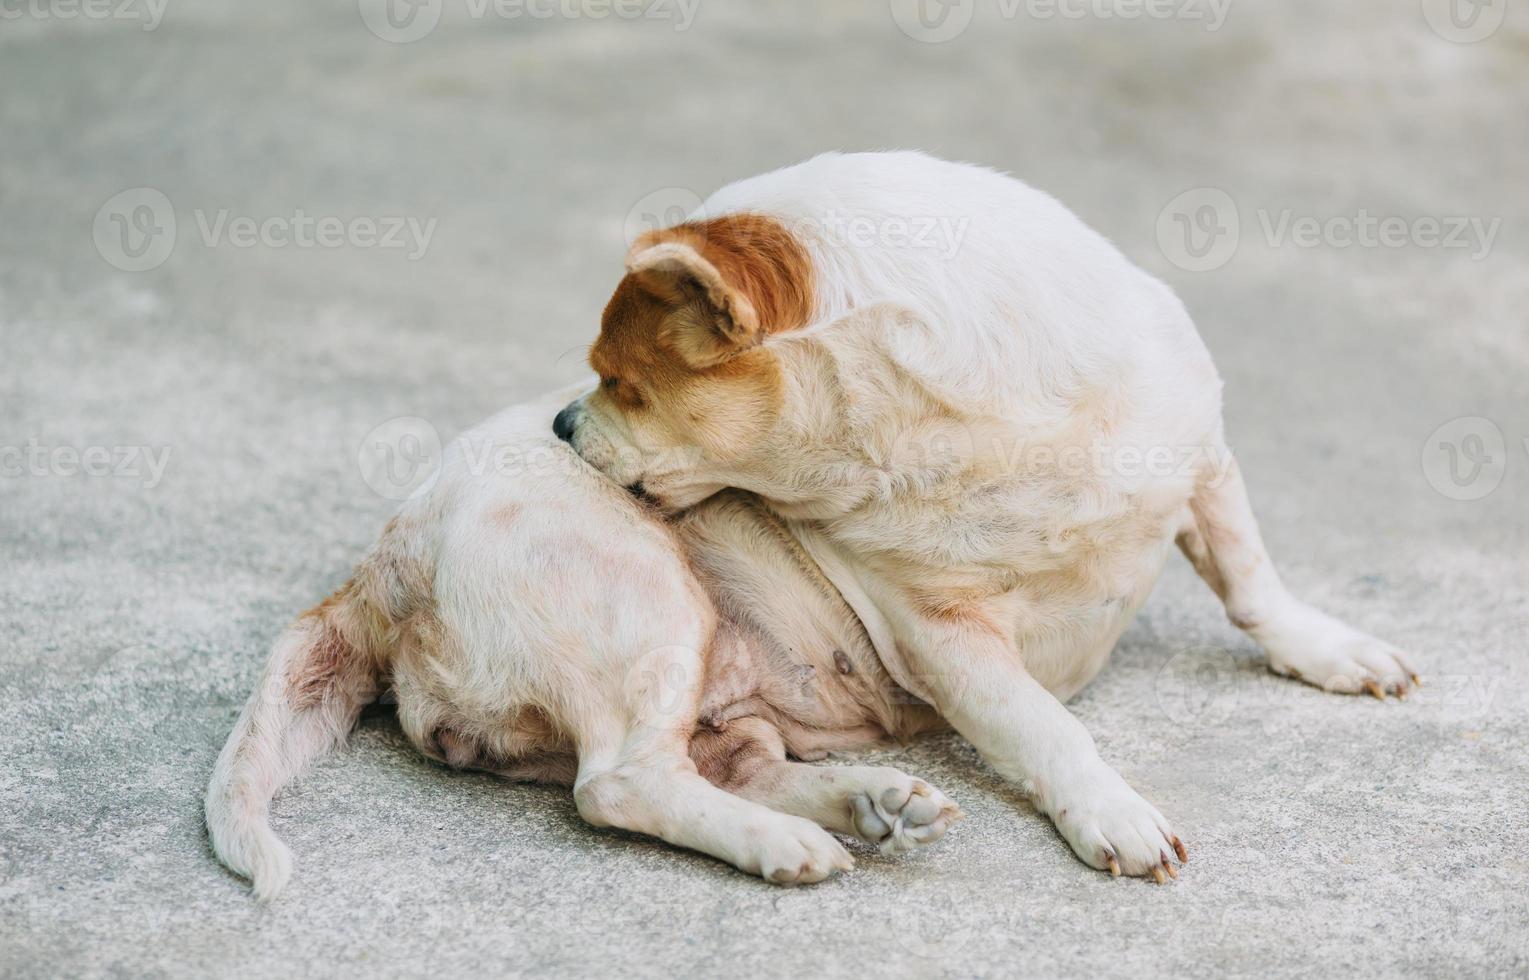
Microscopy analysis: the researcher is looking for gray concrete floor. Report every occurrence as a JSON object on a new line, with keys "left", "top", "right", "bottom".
{"left": 2, "top": 1, "right": 1527, "bottom": 977}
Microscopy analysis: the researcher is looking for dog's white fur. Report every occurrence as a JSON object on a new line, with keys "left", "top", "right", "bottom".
{"left": 206, "top": 384, "right": 961, "bottom": 900}
{"left": 562, "top": 151, "right": 1419, "bottom": 880}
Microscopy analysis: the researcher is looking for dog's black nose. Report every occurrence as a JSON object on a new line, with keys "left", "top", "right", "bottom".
{"left": 552, "top": 404, "right": 578, "bottom": 444}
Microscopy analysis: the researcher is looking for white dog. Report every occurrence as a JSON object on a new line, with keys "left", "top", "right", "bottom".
{"left": 555, "top": 151, "right": 1419, "bottom": 881}
{"left": 206, "top": 385, "right": 961, "bottom": 900}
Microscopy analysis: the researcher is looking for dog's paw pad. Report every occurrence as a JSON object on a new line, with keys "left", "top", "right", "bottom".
{"left": 851, "top": 779, "right": 963, "bottom": 855}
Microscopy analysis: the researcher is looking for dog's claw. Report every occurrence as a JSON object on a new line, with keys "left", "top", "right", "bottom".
{"left": 1364, "top": 679, "right": 1386, "bottom": 700}
{"left": 1105, "top": 852, "right": 1120, "bottom": 877}
{"left": 1151, "top": 865, "right": 1167, "bottom": 884}
{"left": 1160, "top": 852, "right": 1178, "bottom": 879}
{"left": 1172, "top": 836, "right": 1188, "bottom": 863}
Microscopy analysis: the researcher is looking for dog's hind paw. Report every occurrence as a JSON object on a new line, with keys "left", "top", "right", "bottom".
{"left": 850, "top": 778, "right": 964, "bottom": 855}
{"left": 1259, "top": 602, "right": 1420, "bottom": 700}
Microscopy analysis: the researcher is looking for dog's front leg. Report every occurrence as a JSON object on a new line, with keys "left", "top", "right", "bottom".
{"left": 889, "top": 618, "right": 1184, "bottom": 881}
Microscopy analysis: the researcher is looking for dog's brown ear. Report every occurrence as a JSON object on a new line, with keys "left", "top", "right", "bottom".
{"left": 625, "top": 242, "right": 760, "bottom": 367}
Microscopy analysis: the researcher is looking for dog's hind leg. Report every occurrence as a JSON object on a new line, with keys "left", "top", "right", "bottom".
{"left": 1178, "top": 449, "right": 1419, "bottom": 699}
{"left": 690, "top": 717, "right": 963, "bottom": 854}
{"left": 572, "top": 748, "right": 854, "bottom": 884}
{"left": 569, "top": 648, "right": 853, "bottom": 884}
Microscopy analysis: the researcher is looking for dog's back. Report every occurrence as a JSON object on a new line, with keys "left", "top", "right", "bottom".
{"left": 701, "top": 149, "right": 1222, "bottom": 442}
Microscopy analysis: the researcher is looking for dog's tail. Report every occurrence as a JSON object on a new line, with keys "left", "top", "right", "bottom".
{"left": 205, "top": 577, "right": 392, "bottom": 901}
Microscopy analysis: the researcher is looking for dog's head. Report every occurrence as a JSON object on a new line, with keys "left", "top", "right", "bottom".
{"left": 555, "top": 214, "right": 817, "bottom": 509}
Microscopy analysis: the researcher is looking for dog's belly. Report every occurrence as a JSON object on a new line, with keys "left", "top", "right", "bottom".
{"left": 695, "top": 617, "right": 949, "bottom": 760}
{"left": 1008, "top": 507, "right": 1181, "bottom": 700}
{"left": 818, "top": 480, "right": 1185, "bottom": 706}
{"left": 682, "top": 492, "right": 948, "bottom": 757}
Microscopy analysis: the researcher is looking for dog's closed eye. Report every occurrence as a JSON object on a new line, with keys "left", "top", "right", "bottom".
{"left": 600, "top": 374, "right": 646, "bottom": 409}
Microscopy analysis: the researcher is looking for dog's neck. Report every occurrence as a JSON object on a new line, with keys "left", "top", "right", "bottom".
{"left": 741, "top": 314, "right": 989, "bottom": 524}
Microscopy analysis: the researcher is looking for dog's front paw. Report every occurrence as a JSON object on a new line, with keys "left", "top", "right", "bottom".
{"left": 1048, "top": 768, "right": 1185, "bottom": 883}
{"left": 849, "top": 776, "right": 964, "bottom": 855}
{"left": 746, "top": 815, "right": 855, "bottom": 885}
{"left": 1257, "top": 602, "right": 1419, "bottom": 699}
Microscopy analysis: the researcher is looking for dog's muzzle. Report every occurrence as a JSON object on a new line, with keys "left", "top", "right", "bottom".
{"left": 552, "top": 402, "right": 580, "bottom": 444}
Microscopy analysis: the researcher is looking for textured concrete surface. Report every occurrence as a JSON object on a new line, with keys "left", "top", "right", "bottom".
{"left": 2, "top": 1, "right": 1527, "bottom": 977}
